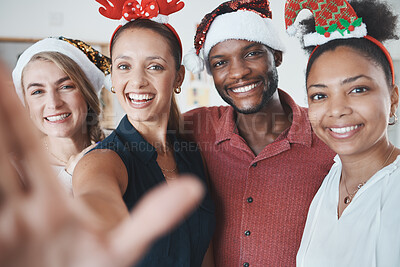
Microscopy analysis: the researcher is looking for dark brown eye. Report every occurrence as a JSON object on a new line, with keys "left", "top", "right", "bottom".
{"left": 351, "top": 87, "right": 368, "bottom": 94}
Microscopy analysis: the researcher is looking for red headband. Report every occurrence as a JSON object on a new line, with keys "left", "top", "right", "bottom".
{"left": 364, "top": 35, "right": 395, "bottom": 86}
{"left": 109, "top": 22, "right": 182, "bottom": 56}
{"left": 309, "top": 36, "right": 396, "bottom": 86}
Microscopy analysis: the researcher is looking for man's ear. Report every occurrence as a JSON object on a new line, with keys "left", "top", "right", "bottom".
{"left": 273, "top": 50, "right": 283, "bottom": 67}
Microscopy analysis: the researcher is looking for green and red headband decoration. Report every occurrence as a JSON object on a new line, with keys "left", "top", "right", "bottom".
{"left": 285, "top": 0, "right": 367, "bottom": 46}
{"left": 96, "top": 0, "right": 184, "bottom": 53}
{"left": 284, "top": 0, "right": 395, "bottom": 85}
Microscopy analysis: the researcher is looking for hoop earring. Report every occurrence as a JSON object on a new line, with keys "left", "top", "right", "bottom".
{"left": 110, "top": 87, "right": 116, "bottom": 94}
{"left": 389, "top": 113, "right": 398, "bottom": 125}
{"left": 174, "top": 86, "right": 181, "bottom": 94}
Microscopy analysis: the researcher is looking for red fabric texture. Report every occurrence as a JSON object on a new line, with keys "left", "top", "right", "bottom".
{"left": 183, "top": 90, "right": 335, "bottom": 267}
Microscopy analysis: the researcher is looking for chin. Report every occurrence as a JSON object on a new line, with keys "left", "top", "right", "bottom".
{"left": 45, "top": 127, "right": 79, "bottom": 139}
{"left": 329, "top": 143, "right": 360, "bottom": 157}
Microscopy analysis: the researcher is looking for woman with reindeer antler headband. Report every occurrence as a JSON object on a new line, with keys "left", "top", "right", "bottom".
{"left": 285, "top": 0, "right": 400, "bottom": 265}
{"left": 73, "top": 0, "right": 215, "bottom": 266}
{"left": 0, "top": 60, "right": 206, "bottom": 267}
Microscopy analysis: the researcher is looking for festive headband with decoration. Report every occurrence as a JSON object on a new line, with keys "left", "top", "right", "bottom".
{"left": 285, "top": 0, "right": 367, "bottom": 46}
{"left": 12, "top": 36, "right": 111, "bottom": 104}
{"left": 284, "top": 0, "right": 395, "bottom": 85}
{"left": 183, "top": 0, "right": 286, "bottom": 74}
{"left": 95, "top": 0, "right": 184, "bottom": 53}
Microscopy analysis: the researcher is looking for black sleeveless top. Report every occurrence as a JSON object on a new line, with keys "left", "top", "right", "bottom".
{"left": 93, "top": 115, "right": 215, "bottom": 266}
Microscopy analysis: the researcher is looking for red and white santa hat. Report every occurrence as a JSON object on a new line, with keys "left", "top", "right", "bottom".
{"left": 284, "top": 0, "right": 367, "bottom": 46}
{"left": 96, "top": 0, "right": 184, "bottom": 54}
{"left": 183, "top": 0, "right": 286, "bottom": 74}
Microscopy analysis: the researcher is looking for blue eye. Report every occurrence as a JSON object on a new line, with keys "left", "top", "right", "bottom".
{"left": 61, "top": 85, "right": 74, "bottom": 90}
{"left": 31, "top": 89, "right": 43, "bottom": 95}
{"left": 117, "top": 64, "right": 130, "bottom": 70}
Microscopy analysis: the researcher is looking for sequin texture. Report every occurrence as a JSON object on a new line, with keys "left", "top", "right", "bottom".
{"left": 58, "top": 36, "right": 111, "bottom": 75}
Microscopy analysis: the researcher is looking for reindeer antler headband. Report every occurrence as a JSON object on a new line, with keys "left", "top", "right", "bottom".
{"left": 96, "top": 0, "right": 184, "bottom": 52}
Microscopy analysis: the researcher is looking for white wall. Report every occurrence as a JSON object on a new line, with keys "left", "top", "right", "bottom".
{"left": 1, "top": 0, "right": 399, "bottom": 112}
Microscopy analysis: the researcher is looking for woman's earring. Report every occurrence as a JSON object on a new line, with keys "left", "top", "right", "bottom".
{"left": 110, "top": 87, "right": 116, "bottom": 94}
{"left": 174, "top": 86, "right": 181, "bottom": 94}
{"left": 389, "top": 113, "right": 398, "bottom": 125}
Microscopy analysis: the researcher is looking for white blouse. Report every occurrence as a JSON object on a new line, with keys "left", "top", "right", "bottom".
{"left": 52, "top": 165, "right": 73, "bottom": 195}
{"left": 297, "top": 155, "right": 400, "bottom": 267}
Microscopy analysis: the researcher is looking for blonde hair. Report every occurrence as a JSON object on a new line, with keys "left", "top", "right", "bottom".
{"left": 22, "top": 51, "right": 105, "bottom": 143}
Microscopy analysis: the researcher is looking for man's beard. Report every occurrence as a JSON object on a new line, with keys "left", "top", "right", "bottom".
{"left": 218, "top": 67, "right": 279, "bottom": 114}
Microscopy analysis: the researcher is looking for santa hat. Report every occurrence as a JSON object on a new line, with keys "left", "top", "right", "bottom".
{"left": 284, "top": 0, "right": 367, "bottom": 46}
{"left": 95, "top": 0, "right": 184, "bottom": 55}
{"left": 284, "top": 0, "right": 395, "bottom": 85}
{"left": 12, "top": 36, "right": 111, "bottom": 104}
{"left": 183, "top": 0, "right": 286, "bottom": 74}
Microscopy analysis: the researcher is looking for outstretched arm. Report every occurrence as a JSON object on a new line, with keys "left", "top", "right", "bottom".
{"left": 0, "top": 61, "right": 205, "bottom": 267}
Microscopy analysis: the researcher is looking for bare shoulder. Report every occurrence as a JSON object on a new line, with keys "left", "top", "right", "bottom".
{"left": 73, "top": 149, "right": 128, "bottom": 196}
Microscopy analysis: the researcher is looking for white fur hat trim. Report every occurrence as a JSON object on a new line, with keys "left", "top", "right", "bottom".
{"left": 12, "top": 37, "right": 104, "bottom": 104}
{"left": 201, "top": 10, "right": 286, "bottom": 71}
{"left": 304, "top": 23, "right": 367, "bottom": 46}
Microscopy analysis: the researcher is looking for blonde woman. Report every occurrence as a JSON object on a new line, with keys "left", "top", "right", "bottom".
{"left": 12, "top": 37, "right": 108, "bottom": 193}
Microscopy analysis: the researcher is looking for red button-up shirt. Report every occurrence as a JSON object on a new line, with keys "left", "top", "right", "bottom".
{"left": 183, "top": 90, "right": 335, "bottom": 267}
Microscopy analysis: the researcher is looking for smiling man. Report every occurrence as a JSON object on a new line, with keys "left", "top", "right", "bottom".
{"left": 183, "top": 0, "right": 335, "bottom": 266}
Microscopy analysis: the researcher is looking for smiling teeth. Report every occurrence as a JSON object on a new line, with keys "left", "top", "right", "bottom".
{"left": 128, "top": 93, "right": 154, "bottom": 101}
{"left": 330, "top": 125, "right": 360, "bottom": 134}
{"left": 232, "top": 83, "right": 258, "bottom": 93}
{"left": 46, "top": 113, "right": 70, "bottom": 122}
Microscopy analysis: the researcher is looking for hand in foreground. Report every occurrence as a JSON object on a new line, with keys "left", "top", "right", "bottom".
{"left": 0, "top": 62, "right": 205, "bottom": 267}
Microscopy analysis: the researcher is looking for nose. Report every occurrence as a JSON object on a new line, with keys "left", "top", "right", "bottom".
{"left": 128, "top": 67, "right": 149, "bottom": 89}
{"left": 46, "top": 91, "right": 64, "bottom": 109}
{"left": 228, "top": 58, "right": 251, "bottom": 81}
{"left": 327, "top": 94, "right": 352, "bottom": 118}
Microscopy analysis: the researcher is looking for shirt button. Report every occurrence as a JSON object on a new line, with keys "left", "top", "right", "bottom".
{"left": 247, "top": 197, "right": 253, "bottom": 203}
{"left": 243, "top": 262, "right": 250, "bottom": 267}
{"left": 244, "top": 230, "right": 251, "bottom": 236}
{"left": 251, "top": 162, "right": 257, "bottom": 167}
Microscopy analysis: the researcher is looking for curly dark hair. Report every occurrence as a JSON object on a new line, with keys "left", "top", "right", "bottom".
{"left": 299, "top": 0, "right": 399, "bottom": 87}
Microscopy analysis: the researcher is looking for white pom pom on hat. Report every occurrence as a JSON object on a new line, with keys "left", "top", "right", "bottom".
{"left": 183, "top": 48, "right": 205, "bottom": 74}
